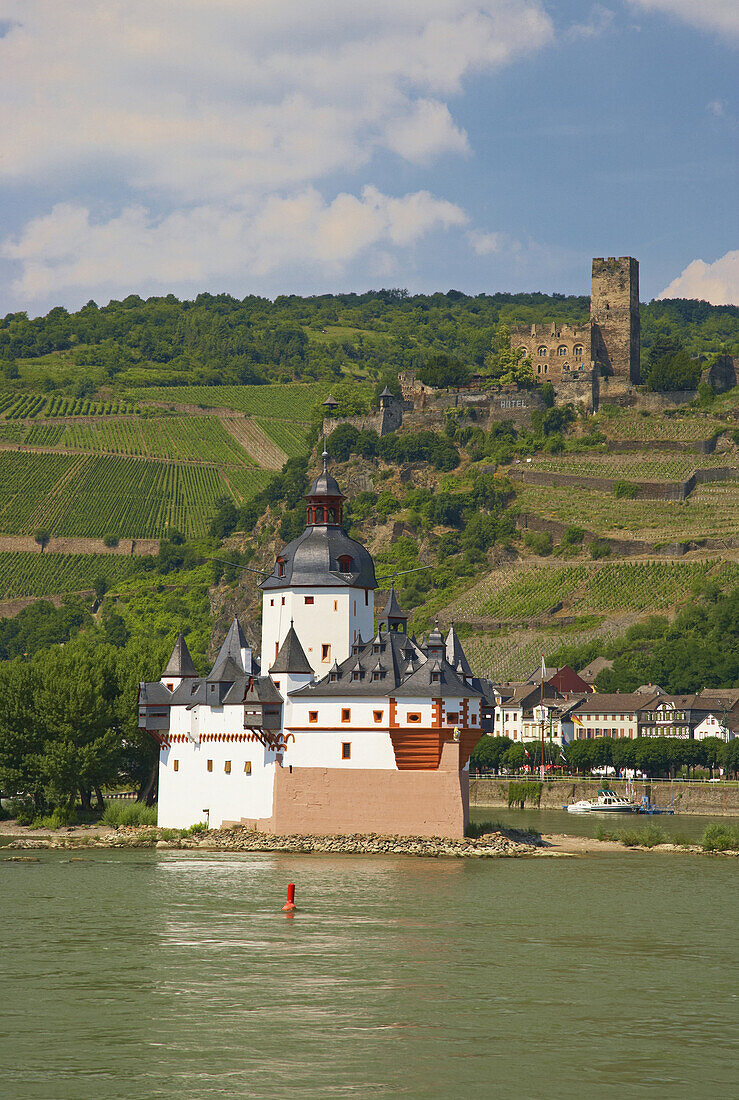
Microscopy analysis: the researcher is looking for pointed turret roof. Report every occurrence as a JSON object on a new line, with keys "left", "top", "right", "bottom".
{"left": 163, "top": 632, "right": 197, "bottom": 678}
{"left": 379, "top": 385, "right": 393, "bottom": 398}
{"left": 379, "top": 585, "right": 407, "bottom": 622}
{"left": 208, "top": 616, "right": 249, "bottom": 682}
{"left": 446, "top": 622, "right": 472, "bottom": 677}
{"left": 427, "top": 619, "right": 444, "bottom": 649}
{"left": 270, "top": 622, "right": 313, "bottom": 675}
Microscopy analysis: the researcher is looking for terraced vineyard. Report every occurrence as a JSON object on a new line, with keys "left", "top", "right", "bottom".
{"left": 125, "top": 382, "right": 332, "bottom": 418}
{"left": 0, "top": 551, "right": 143, "bottom": 600}
{"left": 0, "top": 452, "right": 263, "bottom": 538}
{"left": 445, "top": 560, "right": 735, "bottom": 622}
{"left": 515, "top": 482, "right": 739, "bottom": 542}
{"left": 254, "top": 416, "right": 311, "bottom": 458}
{"left": 23, "top": 416, "right": 254, "bottom": 464}
{"left": 524, "top": 451, "right": 734, "bottom": 482}
{"left": 593, "top": 408, "right": 734, "bottom": 442}
{"left": 461, "top": 621, "right": 619, "bottom": 682}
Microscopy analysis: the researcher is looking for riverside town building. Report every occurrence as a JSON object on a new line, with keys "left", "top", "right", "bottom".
{"left": 138, "top": 453, "right": 486, "bottom": 838}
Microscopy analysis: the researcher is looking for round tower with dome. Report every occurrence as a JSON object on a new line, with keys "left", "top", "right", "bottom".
{"left": 259, "top": 451, "right": 377, "bottom": 675}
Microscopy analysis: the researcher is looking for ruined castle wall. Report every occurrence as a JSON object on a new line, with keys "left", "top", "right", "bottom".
{"left": 509, "top": 322, "right": 591, "bottom": 383}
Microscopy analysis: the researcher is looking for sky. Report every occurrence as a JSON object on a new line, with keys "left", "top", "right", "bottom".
{"left": 0, "top": 0, "right": 736, "bottom": 315}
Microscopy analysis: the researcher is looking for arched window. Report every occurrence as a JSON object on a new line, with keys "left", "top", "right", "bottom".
{"left": 337, "top": 554, "right": 354, "bottom": 573}
{"left": 517, "top": 347, "right": 528, "bottom": 357}
{"left": 328, "top": 507, "right": 336, "bottom": 523}
{"left": 277, "top": 558, "right": 286, "bottom": 578}
{"left": 557, "top": 345, "right": 567, "bottom": 356}
{"left": 574, "top": 345, "right": 583, "bottom": 358}
{"left": 537, "top": 346, "right": 547, "bottom": 357}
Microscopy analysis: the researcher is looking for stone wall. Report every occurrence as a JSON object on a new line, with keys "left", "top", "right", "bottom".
{"left": 508, "top": 322, "right": 591, "bottom": 383}
{"left": 512, "top": 465, "right": 738, "bottom": 502}
{"left": 248, "top": 742, "right": 469, "bottom": 838}
{"left": 591, "top": 256, "right": 640, "bottom": 383}
{"left": 470, "top": 776, "right": 739, "bottom": 816}
{"left": 703, "top": 355, "right": 737, "bottom": 394}
{"left": 322, "top": 397, "right": 403, "bottom": 439}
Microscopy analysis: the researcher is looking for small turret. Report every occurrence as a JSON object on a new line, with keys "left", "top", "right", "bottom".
{"left": 161, "top": 632, "right": 198, "bottom": 690}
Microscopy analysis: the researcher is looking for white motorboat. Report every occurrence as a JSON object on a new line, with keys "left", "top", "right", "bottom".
{"left": 565, "top": 789, "right": 639, "bottom": 813}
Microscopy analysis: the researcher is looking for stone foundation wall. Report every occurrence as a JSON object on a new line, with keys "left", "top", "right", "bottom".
{"left": 512, "top": 465, "right": 738, "bottom": 502}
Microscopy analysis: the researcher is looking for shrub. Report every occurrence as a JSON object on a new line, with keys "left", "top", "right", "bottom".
{"left": 103, "top": 533, "right": 119, "bottom": 548}
{"left": 562, "top": 525, "right": 585, "bottom": 546}
{"left": 101, "top": 801, "right": 158, "bottom": 827}
{"left": 523, "top": 529, "right": 552, "bottom": 556}
{"left": 613, "top": 480, "right": 639, "bottom": 499}
{"left": 701, "top": 823, "right": 739, "bottom": 852}
{"left": 590, "top": 538, "right": 611, "bottom": 559}
{"left": 617, "top": 824, "right": 667, "bottom": 848}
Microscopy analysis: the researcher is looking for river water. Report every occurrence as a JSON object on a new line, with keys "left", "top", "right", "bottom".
{"left": 2, "top": 849, "right": 736, "bottom": 1100}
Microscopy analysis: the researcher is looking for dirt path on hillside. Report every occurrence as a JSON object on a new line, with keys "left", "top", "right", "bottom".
{"left": 220, "top": 417, "right": 287, "bottom": 470}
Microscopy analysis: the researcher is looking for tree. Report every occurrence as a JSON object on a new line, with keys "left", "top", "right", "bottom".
{"left": 94, "top": 575, "right": 108, "bottom": 602}
{"left": 34, "top": 529, "right": 51, "bottom": 553}
{"left": 720, "top": 739, "right": 739, "bottom": 780}
{"left": 470, "top": 735, "right": 512, "bottom": 773}
{"left": 418, "top": 353, "right": 472, "bottom": 389}
{"left": 484, "top": 325, "right": 534, "bottom": 386}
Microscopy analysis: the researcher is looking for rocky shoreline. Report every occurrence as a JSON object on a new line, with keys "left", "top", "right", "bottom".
{"left": 1, "top": 824, "right": 736, "bottom": 859}
{"left": 1, "top": 823, "right": 543, "bottom": 857}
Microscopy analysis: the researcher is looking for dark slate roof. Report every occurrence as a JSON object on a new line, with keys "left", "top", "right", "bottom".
{"left": 445, "top": 623, "right": 472, "bottom": 677}
{"left": 322, "top": 394, "right": 339, "bottom": 406}
{"left": 207, "top": 655, "right": 244, "bottom": 684}
{"left": 208, "top": 617, "right": 249, "bottom": 680}
{"left": 270, "top": 624, "right": 313, "bottom": 674}
{"left": 290, "top": 628, "right": 480, "bottom": 699}
{"left": 260, "top": 524, "right": 377, "bottom": 590}
{"left": 307, "top": 451, "right": 344, "bottom": 498}
{"left": 163, "top": 632, "right": 198, "bottom": 678}
{"left": 139, "top": 681, "right": 173, "bottom": 706}
{"left": 378, "top": 586, "right": 407, "bottom": 622}
{"left": 225, "top": 675, "right": 283, "bottom": 705}
{"left": 393, "top": 658, "right": 482, "bottom": 698}
{"left": 379, "top": 385, "right": 393, "bottom": 397}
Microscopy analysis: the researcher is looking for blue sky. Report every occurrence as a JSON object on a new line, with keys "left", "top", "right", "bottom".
{"left": 0, "top": 1, "right": 736, "bottom": 314}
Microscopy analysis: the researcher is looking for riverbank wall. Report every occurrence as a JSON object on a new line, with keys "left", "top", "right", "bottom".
{"left": 470, "top": 778, "right": 739, "bottom": 816}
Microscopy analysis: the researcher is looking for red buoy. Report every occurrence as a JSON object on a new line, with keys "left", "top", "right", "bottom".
{"left": 281, "top": 883, "right": 296, "bottom": 912}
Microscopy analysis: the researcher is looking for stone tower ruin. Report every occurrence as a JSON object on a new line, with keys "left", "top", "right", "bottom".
{"left": 590, "top": 256, "right": 640, "bottom": 383}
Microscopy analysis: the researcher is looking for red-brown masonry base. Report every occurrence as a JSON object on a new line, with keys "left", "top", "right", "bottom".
{"left": 240, "top": 742, "right": 470, "bottom": 839}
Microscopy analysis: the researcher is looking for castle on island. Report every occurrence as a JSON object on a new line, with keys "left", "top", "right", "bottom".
{"left": 138, "top": 454, "right": 484, "bottom": 838}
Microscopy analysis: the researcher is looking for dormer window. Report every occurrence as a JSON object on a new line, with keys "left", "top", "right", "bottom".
{"left": 431, "top": 672, "right": 441, "bottom": 683}
{"left": 337, "top": 554, "right": 354, "bottom": 573}
{"left": 330, "top": 671, "right": 339, "bottom": 682}
{"left": 277, "top": 558, "right": 286, "bottom": 578}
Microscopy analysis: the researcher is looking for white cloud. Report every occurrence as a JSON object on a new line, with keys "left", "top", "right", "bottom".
{"left": 567, "top": 5, "right": 615, "bottom": 41}
{"left": 467, "top": 230, "right": 506, "bottom": 255}
{"left": 0, "top": 1, "right": 553, "bottom": 299}
{"left": 658, "top": 251, "right": 739, "bottom": 305}
{"left": 707, "top": 99, "right": 725, "bottom": 116}
{"left": 0, "top": 1, "right": 552, "bottom": 197}
{"left": 627, "top": 2, "right": 739, "bottom": 41}
{"left": 1, "top": 189, "right": 468, "bottom": 300}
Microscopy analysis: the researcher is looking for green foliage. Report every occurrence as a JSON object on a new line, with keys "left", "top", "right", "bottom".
{"left": 613, "top": 824, "right": 668, "bottom": 848}
{"left": 484, "top": 324, "right": 534, "bottom": 385}
{"left": 101, "top": 801, "right": 158, "bottom": 827}
{"left": 613, "top": 480, "right": 639, "bottom": 499}
{"left": 561, "top": 525, "right": 585, "bottom": 546}
{"left": 523, "top": 530, "right": 553, "bottom": 556}
{"left": 507, "top": 780, "right": 542, "bottom": 808}
{"left": 34, "top": 529, "right": 51, "bottom": 552}
{"left": 643, "top": 340, "right": 702, "bottom": 392}
{"left": 702, "top": 823, "right": 739, "bottom": 852}
{"left": 470, "top": 735, "right": 511, "bottom": 773}
{"left": 594, "top": 585, "right": 739, "bottom": 693}
{"left": 589, "top": 539, "right": 611, "bottom": 559}
{"left": 0, "top": 599, "right": 91, "bottom": 660}
{"left": 418, "top": 353, "right": 472, "bottom": 389}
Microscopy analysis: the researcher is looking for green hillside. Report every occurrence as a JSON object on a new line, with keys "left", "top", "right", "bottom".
{"left": 0, "top": 289, "right": 736, "bottom": 694}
